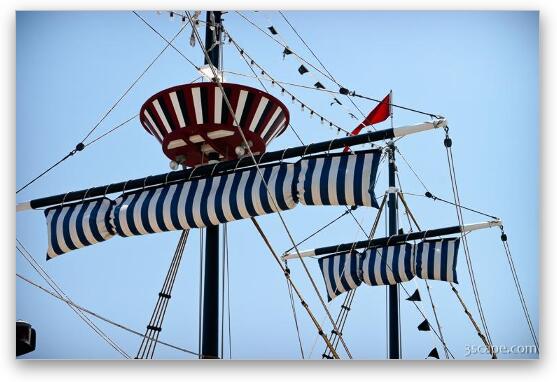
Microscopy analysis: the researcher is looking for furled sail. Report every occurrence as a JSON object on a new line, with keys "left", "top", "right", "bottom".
{"left": 361, "top": 243, "right": 414, "bottom": 286}
{"left": 43, "top": 150, "right": 381, "bottom": 259}
{"left": 317, "top": 250, "right": 362, "bottom": 301}
{"left": 415, "top": 239, "right": 460, "bottom": 283}
{"left": 318, "top": 238, "right": 460, "bottom": 301}
{"left": 112, "top": 163, "right": 297, "bottom": 236}
{"left": 44, "top": 198, "right": 115, "bottom": 259}
{"left": 296, "top": 151, "right": 380, "bottom": 208}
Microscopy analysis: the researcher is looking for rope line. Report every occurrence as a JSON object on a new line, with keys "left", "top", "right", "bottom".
{"left": 16, "top": 273, "right": 198, "bottom": 356}
{"left": 397, "top": 191, "right": 450, "bottom": 359}
{"left": 231, "top": 43, "right": 305, "bottom": 145}
{"left": 444, "top": 130, "right": 495, "bottom": 356}
{"left": 16, "top": 17, "right": 191, "bottom": 195}
{"left": 132, "top": 11, "right": 199, "bottom": 71}
{"left": 235, "top": 11, "right": 442, "bottom": 120}
{"left": 256, "top": 11, "right": 364, "bottom": 121}
{"left": 186, "top": 11, "right": 352, "bottom": 358}
{"left": 224, "top": 30, "right": 353, "bottom": 136}
{"left": 499, "top": 229, "right": 539, "bottom": 351}
{"left": 250, "top": 217, "right": 341, "bottom": 358}
{"left": 286, "top": 275, "right": 305, "bottom": 358}
{"left": 16, "top": 241, "right": 130, "bottom": 358}
{"left": 136, "top": 230, "right": 189, "bottom": 359}
{"left": 276, "top": 11, "right": 366, "bottom": 119}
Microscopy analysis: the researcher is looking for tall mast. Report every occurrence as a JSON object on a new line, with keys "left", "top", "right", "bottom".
{"left": 387, "top": 142, "right": 401, "bottom": 359}
{"left": 201, "top": 10, "right": 222, "bottom": 360}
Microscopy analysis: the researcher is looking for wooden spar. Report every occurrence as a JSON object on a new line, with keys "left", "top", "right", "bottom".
{"left": 282, "top": 220, "right": 503, "bottom": 260}
{"left": 16, "top": 119, "right": 446, "bottom": 211}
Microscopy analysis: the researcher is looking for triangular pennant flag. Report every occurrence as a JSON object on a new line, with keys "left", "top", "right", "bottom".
{"left": 330, "top": 97, "right": 342, "bottom": 106}
{"left": 298, "top": 65, "right": 309, "bottom": 75}
{"left": 268, "top": 26, "right": 278, "bottom": 35}
{"left": 314, "top": 82, "right": 325, "bottom": 89}
{"left": 406, "top": 289, "right": 421, "bottom": 302}
{"left": 418, "top": 319, "right": 431, "bottom": 331}
{"left": 282, "top": 47, "right": 293, "bottom": 59}
{"left": 427, "top": 348, "right": 440, "bottom": 359}
{"left": 343, "top": 91, "right": 391, "bottom": 152}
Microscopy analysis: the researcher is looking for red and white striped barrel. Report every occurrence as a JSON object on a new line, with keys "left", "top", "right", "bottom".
{"left": 140, "top": 82, "right": 290, "bottom": 167}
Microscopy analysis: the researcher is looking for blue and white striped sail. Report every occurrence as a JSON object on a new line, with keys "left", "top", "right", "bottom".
{"left": 111, "top": 163, "right": 297, "bottom": 236}
{"left": 44, "top": 198, "right": 115, "bottom": 259}
{"left": 296, "top": 150, "right": 380, "bottom": 208}
{"left": 316, "top": 240, "right": 460, "bottom": 300}
{"left": 43, "top": 150, "right": 383, "bottom": 258}
{"left": 415, "top": 238, "right": 460, "bottom": 283}
{"left": 361, "top": 243, "right": 415, "bottom": 286}
{"left": 318, "top": 251, "right": 362, "bottom": 301}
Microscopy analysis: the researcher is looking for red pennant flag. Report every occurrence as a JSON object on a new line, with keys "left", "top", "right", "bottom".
{"left": 344, "top": 91, "right": 391, "bottom": 152}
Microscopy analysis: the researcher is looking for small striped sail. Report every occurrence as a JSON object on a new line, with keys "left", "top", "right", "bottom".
{"left": 415, "top": 238, "right": 460, "bottom": 283}
{"left": 44, "top": 198, "right": 115, "bottom": 259}
{"left": 317, "top": 239, "right": 460, "bottom": 300}
{"left": 296, "top": 150, "right": 380, "bottom": 208}
{"left": 318, "top": 251, "right": 362, "bottom": 301}
{"left": 360, "top": 243, "right": 415, "bottom": 286}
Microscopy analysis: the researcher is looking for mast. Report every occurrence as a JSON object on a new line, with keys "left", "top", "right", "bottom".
{"left": 201, "top": 10, "right": 222, "bottom": 360}
{"left": 387, "top": 142, "right": 400, "bottom": 359}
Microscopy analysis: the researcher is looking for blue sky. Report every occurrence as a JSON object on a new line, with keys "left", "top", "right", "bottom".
{"left": 16, "top": 10, "right": 538, "bottom": 359}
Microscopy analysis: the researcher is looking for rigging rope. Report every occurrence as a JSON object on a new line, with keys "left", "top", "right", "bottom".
{"left": 231, "top": 41, "right": 305, "bottom": 145}
{"left": 186, "top": 11, "right": 353, "bottom": 358}
{"left": 16, "top": 273, "right": 198, "bottom": 356}
{"left": 255, "top": 11, "right": 363, "bottom": 122}
{"left": 397, "top": 191, "right": 450, "bottom": 359}
{"left": 235, "top": 11, "right": 442, "bottom": 120}
{"left": 197, "top": 227, "right": 204, "bottom": 358}
{"left": 16, "top": 240, "right": 130, "bottom": 358}
{"left": 224, "top": 30, "right": 353, "bottom": 136}
{"left": 276, "top": 11, "right": 366, "bottom": 119}
{"left": 285, "top": 267, "right": 305, "bottom": 359}
{"left": 220, "top": 223, "right": 233, "bottom": 359}
{"left": 443, "top": 129, "right": 495, "bottom": 355}
{"left": 250, "top": 217, "right": 341, "bottom": 358}
{"left": 322, "top": 196, "right": 387, "bottom": 358}
{"left": 16, "top": 17, "right": 191, "bottom": 195}
{"left": 499, "top": 228, "right": 539, "bottom": 351}
{"left": 136, "top": 230, "right": 189, "bottom": 359}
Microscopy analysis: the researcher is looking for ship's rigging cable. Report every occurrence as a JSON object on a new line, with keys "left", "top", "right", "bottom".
{"left": 221, "top": 223, "right": 233, "bottom": 359}
{"left": 224, "top": 31, "right": 353, "bottom": 136}
{"left": 284, "top": 209, "right": 353, "bottom": 254}
{"left": 16, "top": 18, "right": 192, "bottom": 195}
{"left": 303, "top": 191, "right": 456, "bottom": 358}
{"left": 16, "top": 273, "right": 198, "bottom": 356}
{"left": 230, "top": 38, "right": 305, "bottom": 145}
{"left": 499, "top": 228, "right": 539, "bottom": 351}
{"left": 136, "top": 230, "right": 189, "bottom": 359}
{"left": 254, "top": 11, "right": 364, "bottom": 123}
{"left": 250, "top": 217, "right": 341, "bottom": 359}
{"left": 132, "top": 11, "right": 199, "bottom": 71}
{"left": 16, "top": 240, "right": 130, "bottom": 358}
{"left": 286, "top": 268, "right": 305, "bottom": 359}
{"left": 276, "top": 10, "right": 367, "bottom": 119}
{"left": 397, "top": 191, "right": 450, "bottom": 359}
{"left": 186, "top": 11, "right": 353, "bottom": 358}
{"left": 444, "top": 129, "right": 495, "bottom": 354}
{"left": 396, "top": 143, "right": 495, "bottom": 358}
{"left": 234, "top": 11, "right": 442, "bottom": 120}
{"left": 323, "top": 195, "right": 386, "bottom": 358}
{"left": 198, "top": 228, "right": 204, "bottom": 358}
{"left": 395, "top": 146, "right": 499, "bottom": 220}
